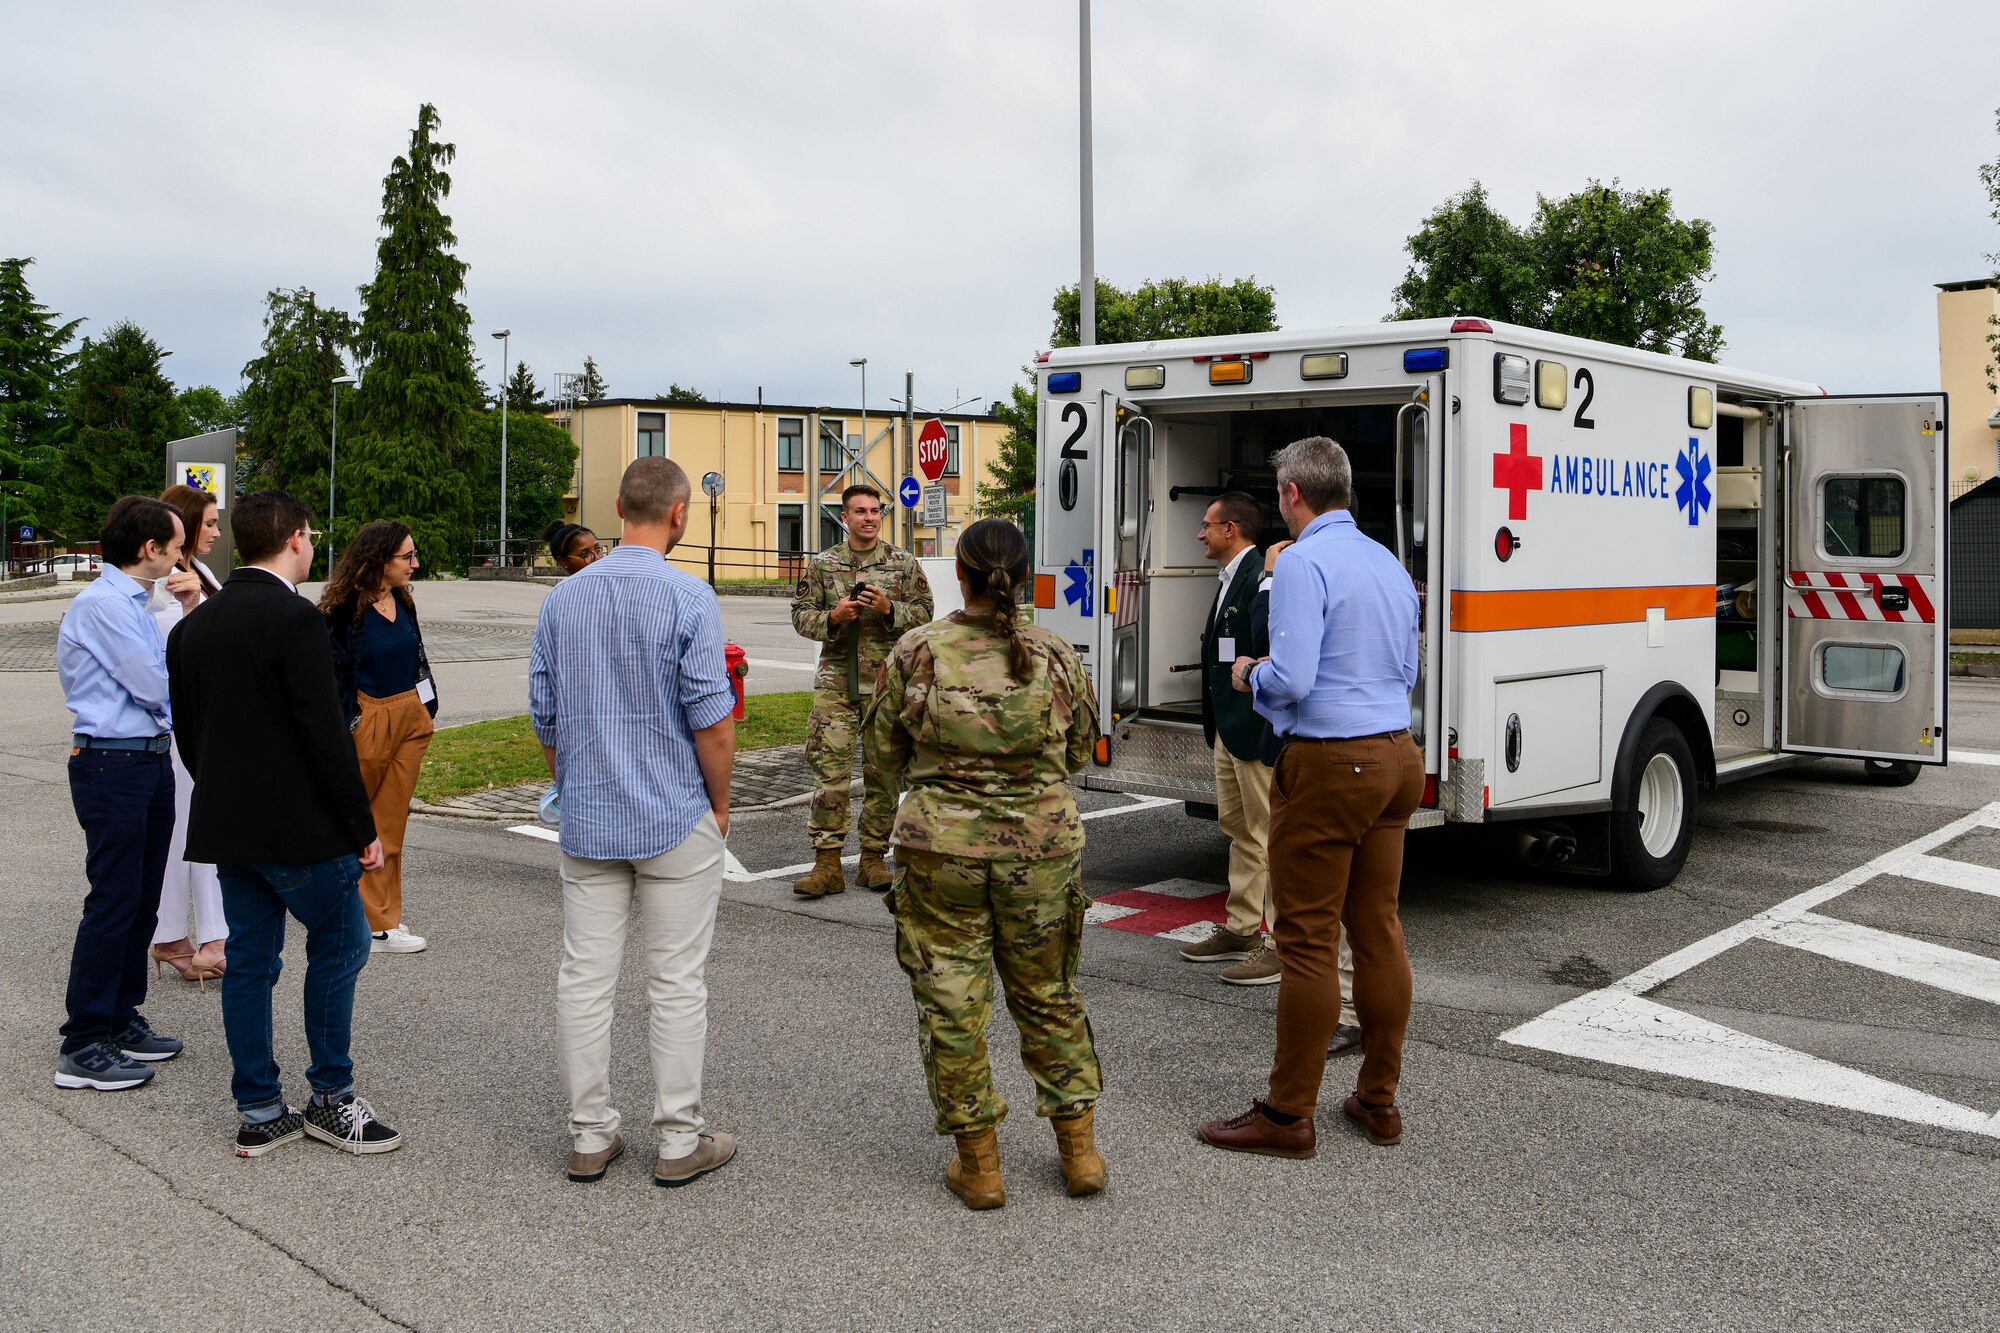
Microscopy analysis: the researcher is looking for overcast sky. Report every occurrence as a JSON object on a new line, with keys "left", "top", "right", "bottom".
{"left": 5, "top": 1, "right": 1997, "bottom": 416}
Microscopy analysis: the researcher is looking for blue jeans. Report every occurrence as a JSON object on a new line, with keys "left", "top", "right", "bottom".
{"left": 217, "top": 857, "right": 369, "bottom": 1120}
{"left": 62, "top": 748, "right": 175, "bottom": 1054}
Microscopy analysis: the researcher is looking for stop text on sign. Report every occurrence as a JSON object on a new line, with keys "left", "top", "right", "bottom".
{"left": 916, "top": 418, "right": 949, "bottom": 481}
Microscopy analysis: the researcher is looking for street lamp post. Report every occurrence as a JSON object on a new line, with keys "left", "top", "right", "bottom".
{"left": 492, "top": 328, "right": 511, "bottom": 566}
{"left": 849, "top": 357, "right": 867, "bottom": 504}
{"left": 330, "top": 373, "right": 357, "bottom": 575}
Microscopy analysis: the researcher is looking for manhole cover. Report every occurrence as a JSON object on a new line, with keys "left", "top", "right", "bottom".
{"left": 0, "top": 620, "right": 534, "bottom": 671}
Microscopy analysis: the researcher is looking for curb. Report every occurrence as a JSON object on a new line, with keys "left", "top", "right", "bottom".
{"left": 411, "top": 773, "right": 853, "bottom": 823}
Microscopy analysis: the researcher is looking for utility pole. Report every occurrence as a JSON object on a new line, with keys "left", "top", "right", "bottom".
{"left": 492, "top": 329, "right": 511, "bottom": 565}
{"left": 1079, "top": 0, "right": 1095, "bottom": 347}
{"left": 904, "top": 369, "right": 916, "bottom": 549}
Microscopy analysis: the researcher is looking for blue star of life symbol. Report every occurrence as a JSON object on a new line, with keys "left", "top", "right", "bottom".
{"left": 1063, "top": 548, "right": 1094, "bottom": 617}
{"left": 1674, "top": 438, "right": 1712, "bottom": 527}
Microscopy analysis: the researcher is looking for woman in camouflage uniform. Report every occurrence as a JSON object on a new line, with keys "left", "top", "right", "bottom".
{"left": 862, "top": 518, "right": 1105, "bottom": 1210}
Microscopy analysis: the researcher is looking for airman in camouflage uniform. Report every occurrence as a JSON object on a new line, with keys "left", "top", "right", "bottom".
{"left": 790, "top": 485, "right": 932, "bottom": 896}
{"left": 862, "top": 516, "right": 1105, "bottom": 1210}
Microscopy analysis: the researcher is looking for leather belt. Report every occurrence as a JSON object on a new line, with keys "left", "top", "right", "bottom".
{"left": 1283, "top": 730, "right": 1410, "bottom": 745}
{"left": 73, "top": 734, "right": 172, "bottom": 753}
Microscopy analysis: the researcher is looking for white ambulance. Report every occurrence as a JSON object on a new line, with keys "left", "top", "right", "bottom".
{"left": 1029, "top": 318, "right": 1949, "bottom": 889}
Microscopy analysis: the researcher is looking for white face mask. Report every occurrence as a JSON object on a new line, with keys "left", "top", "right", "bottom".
{"left": 144, "top": 576, "right": 175, "bottom": 614}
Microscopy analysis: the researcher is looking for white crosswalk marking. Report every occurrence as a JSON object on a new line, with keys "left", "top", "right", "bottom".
{"left": 1501, "top": 800, "right": 2000, "bottom": 1139}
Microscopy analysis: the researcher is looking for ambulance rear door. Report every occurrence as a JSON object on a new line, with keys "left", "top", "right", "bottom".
{"left": 1034, "top": 374, "right": 1110, "bottom": 705}
{"left": 1779, "top": 394, "right": 1948, "bottom": 764}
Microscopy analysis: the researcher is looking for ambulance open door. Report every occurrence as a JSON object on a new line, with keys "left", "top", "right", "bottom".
{"left": 1101, "top": 393, "right": 1151, "bottom": 720}
{"left": 1779, "top": 394, "right": 1947, "bottom": 765}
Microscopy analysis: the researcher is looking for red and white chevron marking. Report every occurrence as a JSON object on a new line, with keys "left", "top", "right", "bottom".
{"left": 1784, "top": 571, "right": 1937, "bottom": 624}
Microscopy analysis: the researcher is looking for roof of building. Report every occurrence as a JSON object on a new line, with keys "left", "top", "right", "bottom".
{"left": 559, "top": 397, "right": 1001, "bottom": 422}
{"left": 1935, "top": 278, "right": 1998, "bottom": 293}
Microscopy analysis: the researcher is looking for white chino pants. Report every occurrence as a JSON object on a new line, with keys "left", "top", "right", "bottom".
{"left": 556, "top": 812, "right": 725, "bottom": 1160}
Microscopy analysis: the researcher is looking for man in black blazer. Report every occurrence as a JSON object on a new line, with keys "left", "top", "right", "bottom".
{"left": 167, "top": 489, "right": 402, "bottom": 1158}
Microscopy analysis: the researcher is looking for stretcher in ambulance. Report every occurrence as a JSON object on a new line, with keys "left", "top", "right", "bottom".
{"left": 1030, "top": 318, "right": 1948, "bottom": 889}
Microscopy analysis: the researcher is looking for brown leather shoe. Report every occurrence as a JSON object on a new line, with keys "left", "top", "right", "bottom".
{"left": 1051, "top": 1106, "right": 1106, "bottom": 1197}
{"left": 791, "top": 849, "right": 846, "bottom": 898}
{"left": 945, "top": 1127, "right": 1005, "bottom": 1210}
{"left": 1195, "top": 1100, "right": 1316, "bottom": 1159}
{"left": 1341, "top": 1094, "right": 1402, "bottom": 1146}
{"left": 856, "top": 851, "right": 892, "bottom": 891}
{"left": 1326, "top": 1023, "right": 1364, "bottom": 1057}
{"left": 567, "top": 1131, "right": 625, "bottom": 1183}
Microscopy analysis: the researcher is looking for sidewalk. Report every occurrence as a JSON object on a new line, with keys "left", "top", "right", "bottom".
{"left": 411, "top": 742, "right": 849, "bottom": 820}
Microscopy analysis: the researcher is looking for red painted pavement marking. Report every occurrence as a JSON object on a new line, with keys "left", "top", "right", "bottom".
{"left": 1089, "top": 887, "right": 1228, "bottom": 936}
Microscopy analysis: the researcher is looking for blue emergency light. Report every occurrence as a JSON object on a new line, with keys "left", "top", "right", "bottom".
{"left": 1046, "top": 372, "right": 1083, "bottom": 394}
{"left": 1403, "top": 348, "right": 1449, "bottom": 372}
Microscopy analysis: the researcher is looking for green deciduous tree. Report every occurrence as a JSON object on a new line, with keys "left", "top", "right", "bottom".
{"left": 342, "top": 103, "right": 482, "bottom": 568}
{"left": 57, "top": 321, "right": 186, "bottom": 538}
{"left": 238, "top": 287, "right": 357, "bottom": 505}
{"left": 575, "top": 355, "right": 608, "bottom": 401}
{"left": 466, "top": 408, "right": 577, "bottom": 553}
{"left": 1392, "top": 179, "right": 1724, "bottom": 361}
{"left": 974, "top": 382, "right": 1037, "bottom": 522}
{"left": 1980, "top": 105, "right": 1999, "bottom": 394}
{"left": 503, "top": 359, "right": 544, "bottom": 411}
{"left": 175, "top": 385, "right": 239, "bottom": 434}
{"left": 0, "top": 257, "right": 82, "bottom": 532}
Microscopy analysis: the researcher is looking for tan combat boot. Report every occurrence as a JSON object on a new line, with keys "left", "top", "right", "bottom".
{"left": 944, "top": 1128, "right": 1005, "bottom": 1211}
{"left": 1052, "top": 1107, "right": 1107, "bottom": 1197}
{"left": 856, "top": 851, "right": 892, "bottom": 891}
{"left": 791, "top": 849, "right": 846, "bottom": 898}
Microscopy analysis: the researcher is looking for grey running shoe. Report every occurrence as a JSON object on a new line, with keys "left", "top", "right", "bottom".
{"left": 303, "top": 1094, "right": 403, "bottom": 1154}
{"left": 114, "top": 1015, "right": 183, "bottom": 1062}
{"left": 235, "top": 1107, "right": 306, "bottom": 1157}
{"left": 54, "top": 1041, "right": 155, "bottom": 1091}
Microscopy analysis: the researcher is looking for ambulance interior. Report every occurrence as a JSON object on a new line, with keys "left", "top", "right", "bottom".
{"left": 1122, "top": 403, "right": 1422, "bottom": 721}
{"left": 1713, "top": 398, "right": 1775, "bottom": 763}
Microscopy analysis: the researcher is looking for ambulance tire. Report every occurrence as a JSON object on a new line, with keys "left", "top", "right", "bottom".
{"left": 1862, "top": 758, "right": 1922, "bottom": 787}
{"left": 1605, "top": 719, "right": 1696, "bottom": 892}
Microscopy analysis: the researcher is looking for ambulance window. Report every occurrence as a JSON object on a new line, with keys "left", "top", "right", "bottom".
{"left": 1820, "top": 476, "right": 1905, "bottom": 561}
{"left": 1818, "top": 643, "right": 1906, "bottom": 697}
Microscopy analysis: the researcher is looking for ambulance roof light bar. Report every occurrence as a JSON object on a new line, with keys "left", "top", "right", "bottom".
{"left": 1451, "top": 318, "right": 1494, "bottom": 333}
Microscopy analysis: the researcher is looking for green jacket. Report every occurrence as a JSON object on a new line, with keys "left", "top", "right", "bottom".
{"left": 790, "top": 541, "right": 934, "bottom": 702}
{"left": 1200, "top": 547, "right": 1273, "bottom": 764}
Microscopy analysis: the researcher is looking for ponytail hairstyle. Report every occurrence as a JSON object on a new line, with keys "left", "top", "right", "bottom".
{"left": 955, "top": 517, "right": 1034, "bottom": 682}
{"left": 543, "top": 520, "right": 583, "bottom": 560}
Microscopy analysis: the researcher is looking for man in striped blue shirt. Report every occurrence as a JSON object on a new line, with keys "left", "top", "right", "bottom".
{"left": 530, "top": 457, "right": 739, "bottom": 1188}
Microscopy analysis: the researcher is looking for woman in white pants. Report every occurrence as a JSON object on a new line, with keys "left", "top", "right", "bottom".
{"left": 150, "top": 484, "right": 227, "bottom": 985}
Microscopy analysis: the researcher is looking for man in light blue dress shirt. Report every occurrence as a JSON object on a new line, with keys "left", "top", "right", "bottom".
{"left": 54, "top": 496, "right": 198, "bottom": 1092}
{"left": 531, "top": 457, "right": 739, "bottom": 1188}
{"left": 1198, "top": 436, "right": 1425, "bottom": 1159}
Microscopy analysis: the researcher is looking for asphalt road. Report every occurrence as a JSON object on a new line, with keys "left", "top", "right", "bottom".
{"left": 4, "top": 583, "right": 1997, "bottom": 1330}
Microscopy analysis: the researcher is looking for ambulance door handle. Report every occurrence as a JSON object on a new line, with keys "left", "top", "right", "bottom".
{"left": 1877, "top": 586, "right": 1910, "bottom": 613}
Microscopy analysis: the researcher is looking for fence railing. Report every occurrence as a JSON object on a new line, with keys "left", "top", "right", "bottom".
{"left": 2, "top": 539, "right": 97, "bottom": 582}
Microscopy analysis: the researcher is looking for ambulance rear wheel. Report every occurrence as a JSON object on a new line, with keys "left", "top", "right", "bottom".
{"left": 1606, "top": 719, "right": 1696, "bottom": 892}
{"left": 1862, "top": 758, "right": 1922, "bottom": 787}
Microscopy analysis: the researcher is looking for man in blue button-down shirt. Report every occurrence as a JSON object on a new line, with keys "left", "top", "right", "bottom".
{"left": 530, "top": 457, "right": 740, "bottom": 1187}
{"left": 53, "top": 496, "right": 198, "bottom": 1092}
{"left": 1198, "top": 436, "right": 1425, "bottom": 1159}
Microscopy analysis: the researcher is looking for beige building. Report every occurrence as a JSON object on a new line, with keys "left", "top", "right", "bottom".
{"left": 1936, "top": 278, "right": 2000, "bottom": 495}
{"left": 549, "top": 397, "right": 1012, "bottom": 579}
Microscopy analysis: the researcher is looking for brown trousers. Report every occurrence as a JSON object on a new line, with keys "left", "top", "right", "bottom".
{"left": 1266, "top": 731, "right": 1424, "bottom": 1115}
{"left": 353, "top": 689, "right": 434, "bottom": 932}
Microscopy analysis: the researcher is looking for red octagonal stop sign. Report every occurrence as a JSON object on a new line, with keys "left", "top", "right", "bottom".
{"left": 916, "top": 418, "right": 949, "bottom": 481}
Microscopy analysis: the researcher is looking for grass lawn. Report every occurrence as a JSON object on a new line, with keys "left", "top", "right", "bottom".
{"left": 414, "top": 690, "right": 817, "bottom": 804}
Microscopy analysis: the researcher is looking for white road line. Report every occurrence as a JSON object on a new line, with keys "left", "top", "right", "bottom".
{"left": 1500, "top": 799, "right": 2000, "bottom": 1139}
{"left": 746, "top": 658, "right": 817, "bottom": 673}
{"left": 1952, "top": 748, "right": 2000, "bottom": 766}
{"left": 1081, "top": 795, "right": 1178, "bottom": 821}
{"left": 1766, "top": 912, "right": 2000, "bottom": 1006}
{"left": 723, "top": 848, "right": 753, "bottom": 882}
{"left": 507, "top": 824, "right": 559, "bottom": 843}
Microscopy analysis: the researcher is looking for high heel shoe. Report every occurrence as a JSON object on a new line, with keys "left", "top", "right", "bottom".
{"left": 150, "top": 940, "right": 198, "bottom": 983}
{"left": 191, "top": 939, "right": 226, "bottom": 986}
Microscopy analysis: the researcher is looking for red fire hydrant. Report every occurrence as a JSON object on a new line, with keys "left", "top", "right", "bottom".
{"left": 724, "top": 643, "right": 749, "bottom": 720}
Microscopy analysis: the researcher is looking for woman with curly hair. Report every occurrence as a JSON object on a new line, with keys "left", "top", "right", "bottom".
{"left": 321, "top": 521, "right": 438, "bottom": 955}
{"left": 542, "top": 520, "right": 603, "bottom": 574}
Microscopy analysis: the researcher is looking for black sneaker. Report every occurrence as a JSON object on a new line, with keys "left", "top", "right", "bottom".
{"left": 53, "top": 1041, "right": 155, "bottom": 1091}
{"left": 303, "top": 1093, "right": 403, "bottom": 1155}
{"left": 235, "top": 1107, "right": 305, "bottom": 1158}
{"left": 114, "top": 1015, "right": 183, "bottom": 1063}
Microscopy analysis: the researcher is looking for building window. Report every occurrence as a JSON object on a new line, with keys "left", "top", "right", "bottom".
{"left": 636, "top": 411, "right": 666, "bottom": 459}
{"left": 819, "top": 507, "right": 845, "bottom": 550}
{"left": 943, "top": 423, "right": 961, "bottom": 477}
{"left": 777, "top": 417, "right": 804, "bottom": 472}
{"left": 777, "top": 504, "right": 804, "bottom": 555}
{"left": 819, "top": 418, "right": 847, "bottom": 473}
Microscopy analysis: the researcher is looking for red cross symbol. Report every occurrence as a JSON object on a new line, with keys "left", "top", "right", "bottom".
{"left": 1492, "top": 422, "right": 1543, "bottom": 521}
{"left": 1090, "top": 887, "right": 1228, "bottom": 936}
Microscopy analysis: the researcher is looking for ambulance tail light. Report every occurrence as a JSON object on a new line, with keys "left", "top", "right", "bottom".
{"left": 1495, "top": 526, "right": 1518, "bottom": 562}
{"left": 1422, "top": 775, "right": 1438, "bottom": 808}
{"left": 1404, "top": 348, "right": 1449, "bottom": 372}
{"left": 1093, "top": 736, "right": 1111, "bottom": 766}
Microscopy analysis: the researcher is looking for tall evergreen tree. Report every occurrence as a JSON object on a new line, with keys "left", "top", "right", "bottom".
{"left": 57, "top": 321, "right": 187, "bottom": 539}
{"left": 342, "top": 103, "right": 481, "bottom": 565}
{"left": 238, "top": 287, "right": 358, "bottom": 503}
{"left": 0, "top": 257, "right": 82, "bottom": 531}
{"left": 466, "top": 408, "right": 577, "bottom": 549}
{"left": 575, "top": 355, "right": 608, "bottom": 401}
{"left": 503, "top": 359, "right": 544, "bottom": 411}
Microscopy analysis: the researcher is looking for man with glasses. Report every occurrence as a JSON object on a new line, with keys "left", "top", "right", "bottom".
{"left": 789, "top": 484, "right": 933, "bottom": 897}
{"left": 167, "top": 490, "right": 400, "bottom": 1158}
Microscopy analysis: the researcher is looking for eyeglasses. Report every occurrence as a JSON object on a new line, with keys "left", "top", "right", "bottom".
{"left": 394, "top": 549, "right": 419, "bottom": 563}
{"left": 1196, "top": 520, "right": 1235, "bottom": 534}
{"left": 303, "top": 528, "right": 321, "bottom": 544}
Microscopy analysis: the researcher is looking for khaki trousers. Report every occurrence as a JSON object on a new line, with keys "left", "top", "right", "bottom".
{"left": 1215, "top": 740, "right": 1354, "bottom": 1025}
{"left": 1266, "top": 732, "right": 1424, "bottom": 1115}
{"left": 353, "top": 690, "right": 434, "bottom": 932}
{"left": 557, "top": 812, "right": 725, "bottom": 1158}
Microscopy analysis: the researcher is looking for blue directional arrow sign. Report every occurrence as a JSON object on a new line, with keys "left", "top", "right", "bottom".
{"left": 898, "top": 476, "right": 921, "bottom": 509}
